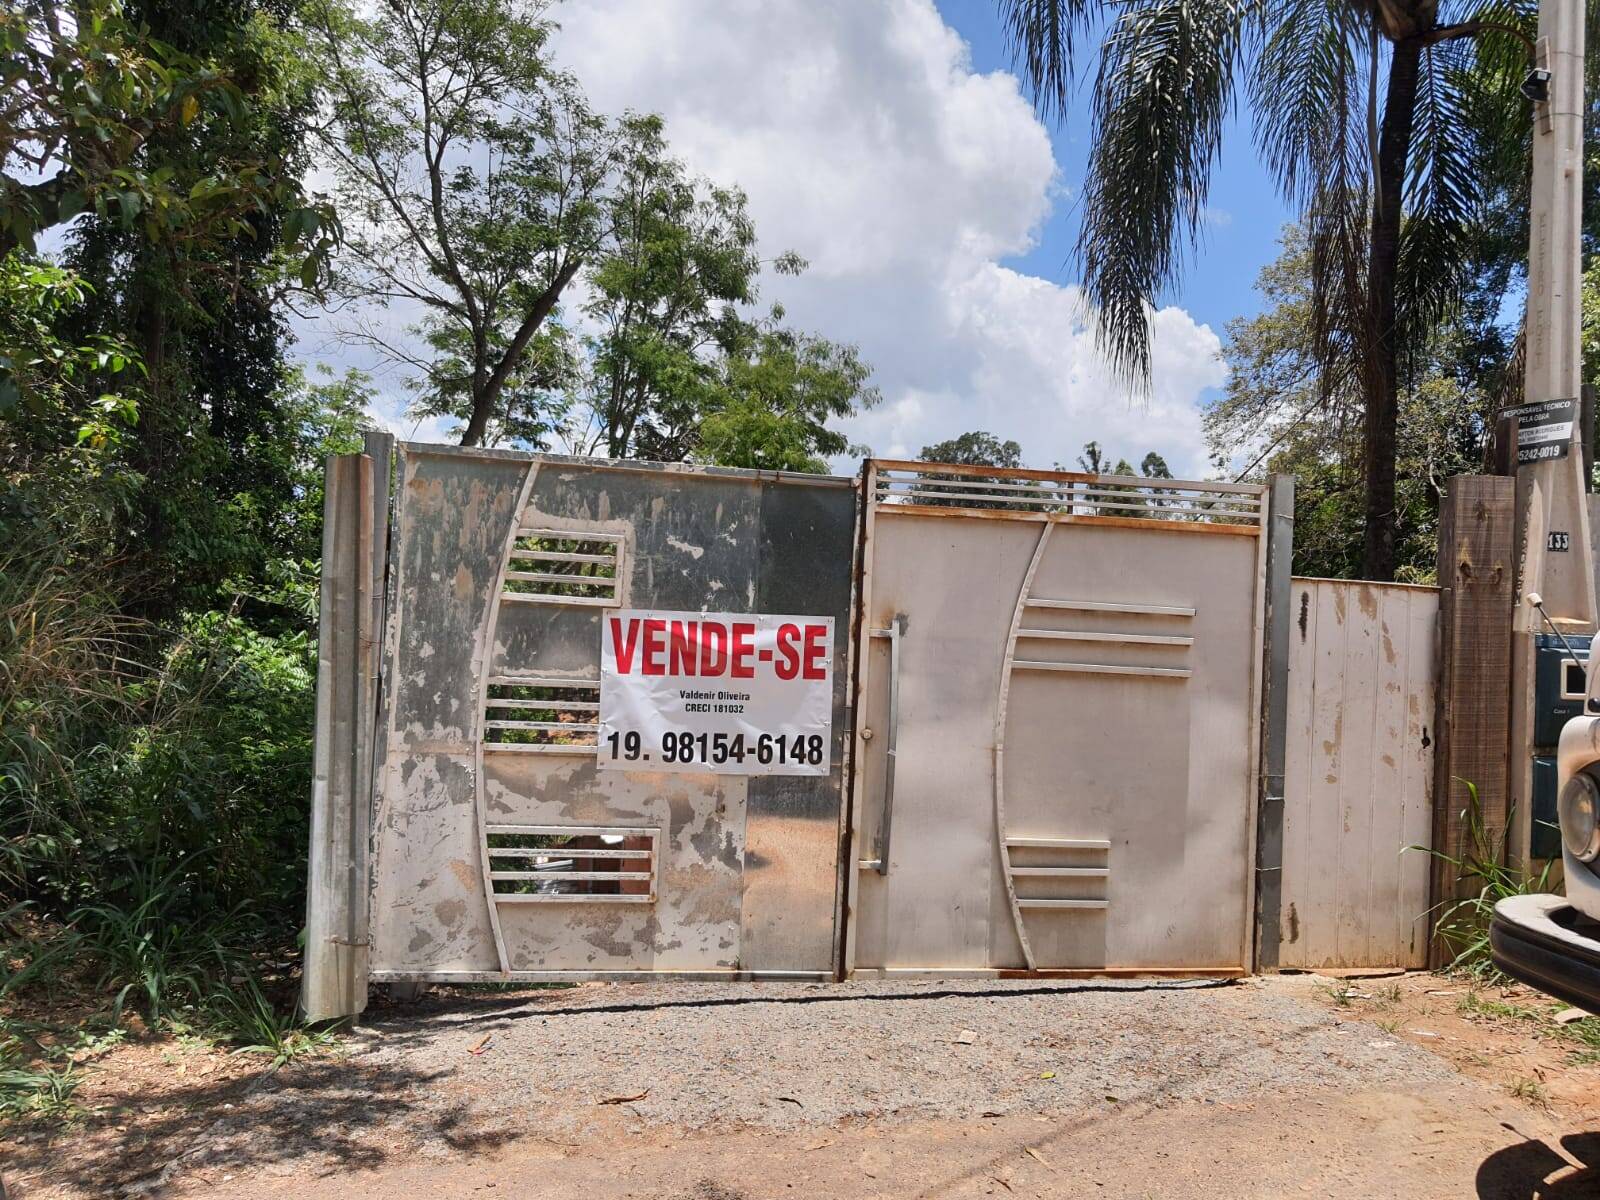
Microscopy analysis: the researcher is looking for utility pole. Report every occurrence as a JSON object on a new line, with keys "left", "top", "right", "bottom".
{"left": 1508, "top": 0, "right": 1591, "bottom": 868}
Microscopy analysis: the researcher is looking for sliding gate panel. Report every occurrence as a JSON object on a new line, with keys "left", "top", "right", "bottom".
{"left": 847, "top": 462, "right": 1269, "bottom": 975}
{"left": 369, "top": 447, "right": 855, "bottom": 982}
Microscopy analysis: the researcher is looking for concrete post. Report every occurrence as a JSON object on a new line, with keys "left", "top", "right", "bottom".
{"left": 1509, "top": 0, "right": 1591, "bottom": 867}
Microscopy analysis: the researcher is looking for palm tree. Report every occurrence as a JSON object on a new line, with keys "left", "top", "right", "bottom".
{"left": 995, "top": 1, "right": 1571, "bottom": 580}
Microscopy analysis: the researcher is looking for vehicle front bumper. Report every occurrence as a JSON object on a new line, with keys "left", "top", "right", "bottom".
{"left": 1491, "top": 893, "right": 1600, "bottom": 1014}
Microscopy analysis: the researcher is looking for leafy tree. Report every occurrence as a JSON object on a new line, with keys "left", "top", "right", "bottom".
{"left": 304, "top": 0, "right": 637, "bottom": 447}
{"left": 1210, "top": 226, "right": 1493, "bottom": 580}
{"left": 407, "top": 319, "right": 577, "bottom": 450}
{"left": 51, "top": 0, "right": 337, "bottom": 611}
{"left": 574, "top": 137, "right": 764, "bottom": 460}
{"left": 1, "top": 0, "right": 331, "bottom": 267}
{"left": 921, "top": 430, "right": 1023, "bottom": 468}
{"left": 914, "top": 430, "right": 1028, "bottom": 509}
{"left": 551, "top": 133, "right": 874, "bottom": 468}
{"left": 995, "top": 0, "right": 1582, "bottom": 580}
{"left": 695, "top": 328, "right": 878, "bottom": 472}
{"left": 0, "top": 258, "right": 140, "bottom": 496}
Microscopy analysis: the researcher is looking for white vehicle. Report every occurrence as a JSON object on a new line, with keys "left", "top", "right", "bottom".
{"left": 1493, "top": 626, "right": 1600, "bottom": 1012}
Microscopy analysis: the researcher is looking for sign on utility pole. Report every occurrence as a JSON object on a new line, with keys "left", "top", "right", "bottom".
{"left": 1510, "top": 0, "right": 1591, "bottom": 867}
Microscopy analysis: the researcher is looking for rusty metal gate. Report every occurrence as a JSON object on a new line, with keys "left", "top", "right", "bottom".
{"left": 346, "top": 446, "right": 857, "bottom": 996}
{"left": 844, "top": 461, "right": 1273, "bottom": 976}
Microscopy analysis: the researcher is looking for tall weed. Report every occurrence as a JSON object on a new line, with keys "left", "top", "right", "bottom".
{"left": 1414, "top": 779, "right": 1553, "bottom": 980}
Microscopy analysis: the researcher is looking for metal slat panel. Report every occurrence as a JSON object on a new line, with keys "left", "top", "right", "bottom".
{"left": 490, "top": 871, "right": 653, "bottom": 882}
{"left": 503, "top": 571, "right": 615, "bottom": 587}
{"left": 484, "top": 720, "right": 600, "bottom": 732}
{"left": 488, "top": 847, "right": 648, "bottom": 859}
{"left": 499, "top": 591, "right": 619, "bottom": 608}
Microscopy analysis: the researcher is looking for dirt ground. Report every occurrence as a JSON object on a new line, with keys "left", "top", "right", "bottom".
{"left": 5, "top": 971, "right": 1600, "bottom": 1199}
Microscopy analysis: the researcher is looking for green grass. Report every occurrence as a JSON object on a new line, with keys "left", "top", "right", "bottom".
{"left": 1508, "top": 1076, "right": 1551, "bottom": 1107}
{"left": 205, "top": 976, "right": 342, "bottom": 1067}
{"left": 1457, "top": 990, "right": 1600, "bottom": 1063}
{"left": 0, "top": 1061, "right": 80, "bottom": 1120}
{"left": 1410, "top": 780, "right": 1553, "bottom": 981}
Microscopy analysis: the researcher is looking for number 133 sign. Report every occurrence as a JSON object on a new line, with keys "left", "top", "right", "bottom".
{"left": 598, "top": 610, "right": 834, "bottom": 776}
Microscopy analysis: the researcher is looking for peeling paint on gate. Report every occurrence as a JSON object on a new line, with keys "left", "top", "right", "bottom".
{"left": 1279, "top": 577, "right": 1437, "bottom": 969}
{"left": 367, "top": 448, "right": 856, "bottom": 982}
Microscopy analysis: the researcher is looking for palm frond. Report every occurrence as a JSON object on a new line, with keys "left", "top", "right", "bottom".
{"left": 1248, "top": 0, "right": 1368, "bottom": 206}
{"left": 993, "top": 0, "right": 1102, "bottom": 121}
{"left": 1077, "top": 0, "right": 1258, "bottom": 381}
{"left": 1246, "top": 0, "right": 1371, "bottom": 402}
{"left": 1395, "top": 36, "right": 1481, "bottom": 353}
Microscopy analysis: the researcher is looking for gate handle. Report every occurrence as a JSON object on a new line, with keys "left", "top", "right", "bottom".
{"left": 863, "top": 614, "right": 906, "bottom": 875}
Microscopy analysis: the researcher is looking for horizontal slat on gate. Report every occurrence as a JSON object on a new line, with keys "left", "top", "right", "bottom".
{"left": 1016, "top": 629, "right": 1194, "bottom": 646}
{"left": 1013, "top": 660, "right": 1191, "bottom": 678}
{"left": 1025, "top": 599, "right": 1196, "bottom": 617}
{"left": 484, "top": 720, "right": 600, "bottom": 732}
{"left": 489, "top": 847, "right": 646, "bottom": 859}
{"left": 1005, "top": 837, "right": 1112, "bottom": 850}
{"left": 490, "top": 871, "right": 653, "bottom": 882}
{"left": 503, "top": 571, "right": 613, "bottom": 587}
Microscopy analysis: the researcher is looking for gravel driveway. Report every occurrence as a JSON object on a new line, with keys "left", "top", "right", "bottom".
{"left": 353, "top": 976, "right": 1458, "bottom": 1137}
{"left": 13, "top": 974, "right": 1556, "bottom": 1199}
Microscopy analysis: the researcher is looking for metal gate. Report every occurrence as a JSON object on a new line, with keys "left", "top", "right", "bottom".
{"left": 304, "top": 444, "right": 1292, "bottom": 1018}
{"left": 1278, "top": 578, "right": 1438, "bottom": 969}
{"left": 363, "top": 446, "right": 856, "bottom": 986}
{"left": 844, "top": 461, "right": 1272, "bottom": 976}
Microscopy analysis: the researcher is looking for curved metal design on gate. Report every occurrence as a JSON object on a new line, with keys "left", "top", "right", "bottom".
{"left": 474, "top": 461, "right": 541, "bottom": 974}
{"left": 994, "top": 521, "right": 1052, "bottom": 970}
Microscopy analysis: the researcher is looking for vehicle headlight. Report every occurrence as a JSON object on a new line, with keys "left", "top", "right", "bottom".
{"left": 1559, "top": 770, "right": 1600, "bottom": 862}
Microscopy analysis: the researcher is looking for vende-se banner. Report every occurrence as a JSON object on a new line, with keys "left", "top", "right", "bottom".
{"left": 598, "top": 610, "right": 833, "bottom": 776}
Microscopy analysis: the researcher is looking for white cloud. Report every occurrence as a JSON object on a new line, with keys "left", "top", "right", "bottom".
{"left": 292, "top": 0, "right": 1228, "bottom": 472}
{"left": 550, "top": 0, "right": 1228, "bottom": 477}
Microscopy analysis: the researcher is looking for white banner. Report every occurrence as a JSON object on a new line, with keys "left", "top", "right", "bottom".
{"left": 598, "top": 610, "right": 834, "bottom": 775}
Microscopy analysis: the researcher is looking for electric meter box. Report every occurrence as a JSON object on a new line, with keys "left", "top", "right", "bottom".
{"left": 1529, "top": 633, "right": 1593, "bottom": 859}
{"left": 1533, "top": 633, "right": 1592, "bottom": 747}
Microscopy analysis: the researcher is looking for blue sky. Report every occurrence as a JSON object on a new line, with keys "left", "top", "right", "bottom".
{"left": 934, "top": 0, "right": 1295, "bottom": 336}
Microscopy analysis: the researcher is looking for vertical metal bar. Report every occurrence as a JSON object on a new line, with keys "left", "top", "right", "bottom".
{"left": 301, "top": 455, "right": 365, "bottom": 1021}
{"left": 833, "top": 467, "right": 869, "bottom": 979}
{"left": 842, "top": 464, "right": 879, "bottom": 976}
{"left": 1253, "top": 474, "right": 1295, "bottom": 971}
{"left": 351, "top": 432, "right": 392, "bottom": 1007}
{"left": 873, "top": 614, "right": 906, "bottom": 875}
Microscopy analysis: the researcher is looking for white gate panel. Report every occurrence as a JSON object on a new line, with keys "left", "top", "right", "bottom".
{"left": 1279, "top": 578, "right": 1437, "bottom": 969}
{"left": 847, "top": 461, "right": 1271, "bottom": 976}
